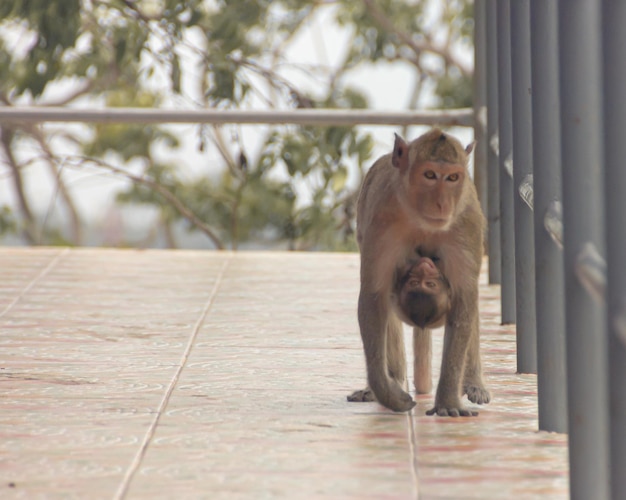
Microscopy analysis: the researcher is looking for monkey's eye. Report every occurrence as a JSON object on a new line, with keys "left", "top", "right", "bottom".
{"left": 424, "top": 170, "right": 437, "bottom": 180}
{"left": 425, "top": 281, "right": 437, "bottom": 289}
{"left": 408, "top": 279, "right": 420, "bottom": 288}
{"left": 446, "top": 173, "right": 460, "bottom": 182}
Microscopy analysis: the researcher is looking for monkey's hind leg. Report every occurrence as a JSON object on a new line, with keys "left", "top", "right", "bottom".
{"left": 413, "top": 327, "right": 433, "bottom": 394}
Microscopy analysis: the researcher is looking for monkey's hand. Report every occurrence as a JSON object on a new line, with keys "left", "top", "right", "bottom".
{"left": 464, "top": 383, "right": 491, "bottom": 405}
{"left": 426, "top": 397, "right": 478, "bottom": 417}
{"left": 386, "top": 393, "right": 416, "bottom": 412}
{"left": 369, "top": 380, "right": 416, "bottom": 412}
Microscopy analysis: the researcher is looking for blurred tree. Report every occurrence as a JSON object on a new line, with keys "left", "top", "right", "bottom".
{"left": 0, "top": 0, "right": 474, "bottom": 250}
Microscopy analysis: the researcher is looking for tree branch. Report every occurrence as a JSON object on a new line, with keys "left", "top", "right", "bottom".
{"left": 28, "top": 127, "right": 82, "bottom": 244}
{"left": 361, "top": 0, "right": 472, "bottom": 77}
{"left": 0, "top": 127, "right": 37, "bottom": 244}
{"left": 76, "top": 156, "right": 225, "bottom": 249}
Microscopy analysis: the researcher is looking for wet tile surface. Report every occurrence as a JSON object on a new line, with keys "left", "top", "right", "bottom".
{"left": 0, "top": 248, "right": 569, "bottom": 499}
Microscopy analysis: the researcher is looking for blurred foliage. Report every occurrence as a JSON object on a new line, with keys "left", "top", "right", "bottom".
{"left": 0, "top": 0, "right": 474, "bottom": 250}
{"left": 436, "top": 72, "right": 473, "bottom": 109}
{"left": 0, "top": 205, "right": 16, "bottom": 235}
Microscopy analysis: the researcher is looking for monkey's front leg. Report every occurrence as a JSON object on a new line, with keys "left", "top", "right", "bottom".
{"left": 358, "top": 291, "right": 415, "bottom": 412}
{"left": 386, "top": 314, "right": 407, "bottom": 385}
{"left": 347, "top": 316, "right": 406, "bottom": 404}
{"left": 462, "top": 311, "right": 491, "bottom": 405}
{"left": 427, "top": 294, "right": 477, "bottom": 417}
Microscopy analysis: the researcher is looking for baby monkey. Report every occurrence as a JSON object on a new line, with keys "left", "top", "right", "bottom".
{"left": 391, "top": 251, "right": 451, "bottom": 330}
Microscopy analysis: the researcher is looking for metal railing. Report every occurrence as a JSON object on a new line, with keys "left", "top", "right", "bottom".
{"left": 0, "top": 107, "right": 474, "bottom": 127}
{"left": 481, "top": 1, "right": 625, "bottom": 499}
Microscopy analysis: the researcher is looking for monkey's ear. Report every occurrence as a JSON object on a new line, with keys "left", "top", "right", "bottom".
{"left": 392, "top": 133, "right": 409, "bottom": 171}
{"left": 465, "top": 141, "right": 476, "bottom": 156}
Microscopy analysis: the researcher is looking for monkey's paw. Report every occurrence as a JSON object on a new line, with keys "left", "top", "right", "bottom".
{"left": 383, "top": 390, "right": 416, "bottom": 412}
{"left": 464, "top": 384, "right": 491, "bottom": 405}
{"left": 426, "top": 405, "right": 478, "bottom": 417}
{"left": 354, "top": 383, "right": 416, "bottom": 412}
{"left": 347, "top": 388, "right": 375, "bottom": 402}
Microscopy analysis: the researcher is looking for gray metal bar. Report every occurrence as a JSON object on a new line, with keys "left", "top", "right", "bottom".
{"left": 473, "top": 0, "right": 488, "bottom": 225}
{"left": 0, "top": 106, "right": 474, "bottom": 127}
{"left": 602, "top": 1, "right": 626, "bottom": 497}
{"left": 575, "top": 243, "right": 607, "bottom": 304}
{"left": 530, "top": 0, "right": 567, "bottom": 434}
{"left": 544, "top": 201, "right": 563, "bottom": 249}
{"left": 510, "top": 0, "right": 536, "bottom": 373}
{"left": 558, "top": 0, "right": 610, "bottom": 498}
{"left": 486, "top": 0, "right": 501, "bottom": 285}
{"left": 496, "top": 0, "right": 516, "bottom": 324}
{"left": 518, "top": 174, "right": 533, "bottom": 210}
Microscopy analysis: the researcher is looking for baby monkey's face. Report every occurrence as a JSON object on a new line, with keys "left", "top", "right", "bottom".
{"left": 396, "top": 256, "right": 451, "bottom": 329}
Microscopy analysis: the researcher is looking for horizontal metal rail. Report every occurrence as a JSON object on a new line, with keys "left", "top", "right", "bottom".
{"left": 0, "top": 106, "right": 474, "bottom": 127}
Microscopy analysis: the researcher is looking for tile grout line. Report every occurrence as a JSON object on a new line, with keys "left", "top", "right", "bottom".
{"left": 406, "top": 407, "right": 421, "bottom": 499}
{"left": 404, "top": 374, "right": 420, "bottom": 499}
{"left": 0, "top": 247, "right": 70, "bottom": 319}
{"left": 113, "top": 254, "right": 233, "bottom": 500}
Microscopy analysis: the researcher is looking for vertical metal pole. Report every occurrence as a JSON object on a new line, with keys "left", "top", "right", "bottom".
{"left": 602, "top": 1, "right": 626, "bottom": 498}
{"left": 486, "top": 0, "right": 501, "bottom": 285}
{"left": 530, "top": 0, "right": 567, "bottom": 434}
{"left": 510, "top": 0, "right": 536, "bottom": 373}
{"left": 473, "top": 0, "right": 488, "bottom": 225}
{"left": 559, "top": 1, "right": 610, "bottom": 499}
{"left": 496, "top": 0, "right": 516, "bottom": 324}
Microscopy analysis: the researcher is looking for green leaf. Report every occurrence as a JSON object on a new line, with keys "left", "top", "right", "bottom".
{"left": 0, "top": 205, "right": 16, "bottom": 235}
{"left": 331, "top": 165, "right": 348, "bottom": 193}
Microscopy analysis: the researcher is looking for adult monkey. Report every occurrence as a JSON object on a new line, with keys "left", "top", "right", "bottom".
{"left": 353, "top": 128, "right": 490, "bottom": 416}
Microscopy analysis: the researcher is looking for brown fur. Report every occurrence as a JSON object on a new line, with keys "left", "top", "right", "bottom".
{"left": 348, "top": 128, "right": 490, "bottom": 416}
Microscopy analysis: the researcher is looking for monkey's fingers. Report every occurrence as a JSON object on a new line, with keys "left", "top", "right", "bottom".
{"left": 426, "top": 406, "right": 478, "bottom": 417}
{"left": 464, "top": 384, "right": 491, "bottom": 405}
{"left": 395, "top": 398, "right": 417, "bottom": 412}
{"left": 368, "top": 380, "right": 416, "bottom": 412}
{"left": 384, "top": 391, "right": 416, "bottom": 412}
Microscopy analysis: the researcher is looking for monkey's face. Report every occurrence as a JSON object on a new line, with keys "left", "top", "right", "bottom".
{"left": 406, "top": 161, "right": 467, "bottom": 230}
{"left": 403, "top": 257, "right": 444, "bottom": 293}
{"left": 397, "top": 257, "right": 451, "bottom": 329}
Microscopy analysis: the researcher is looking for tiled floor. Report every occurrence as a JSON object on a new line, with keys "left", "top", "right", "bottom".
{"left": 0, "top": 248, "right": 569, "bottom": 499}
